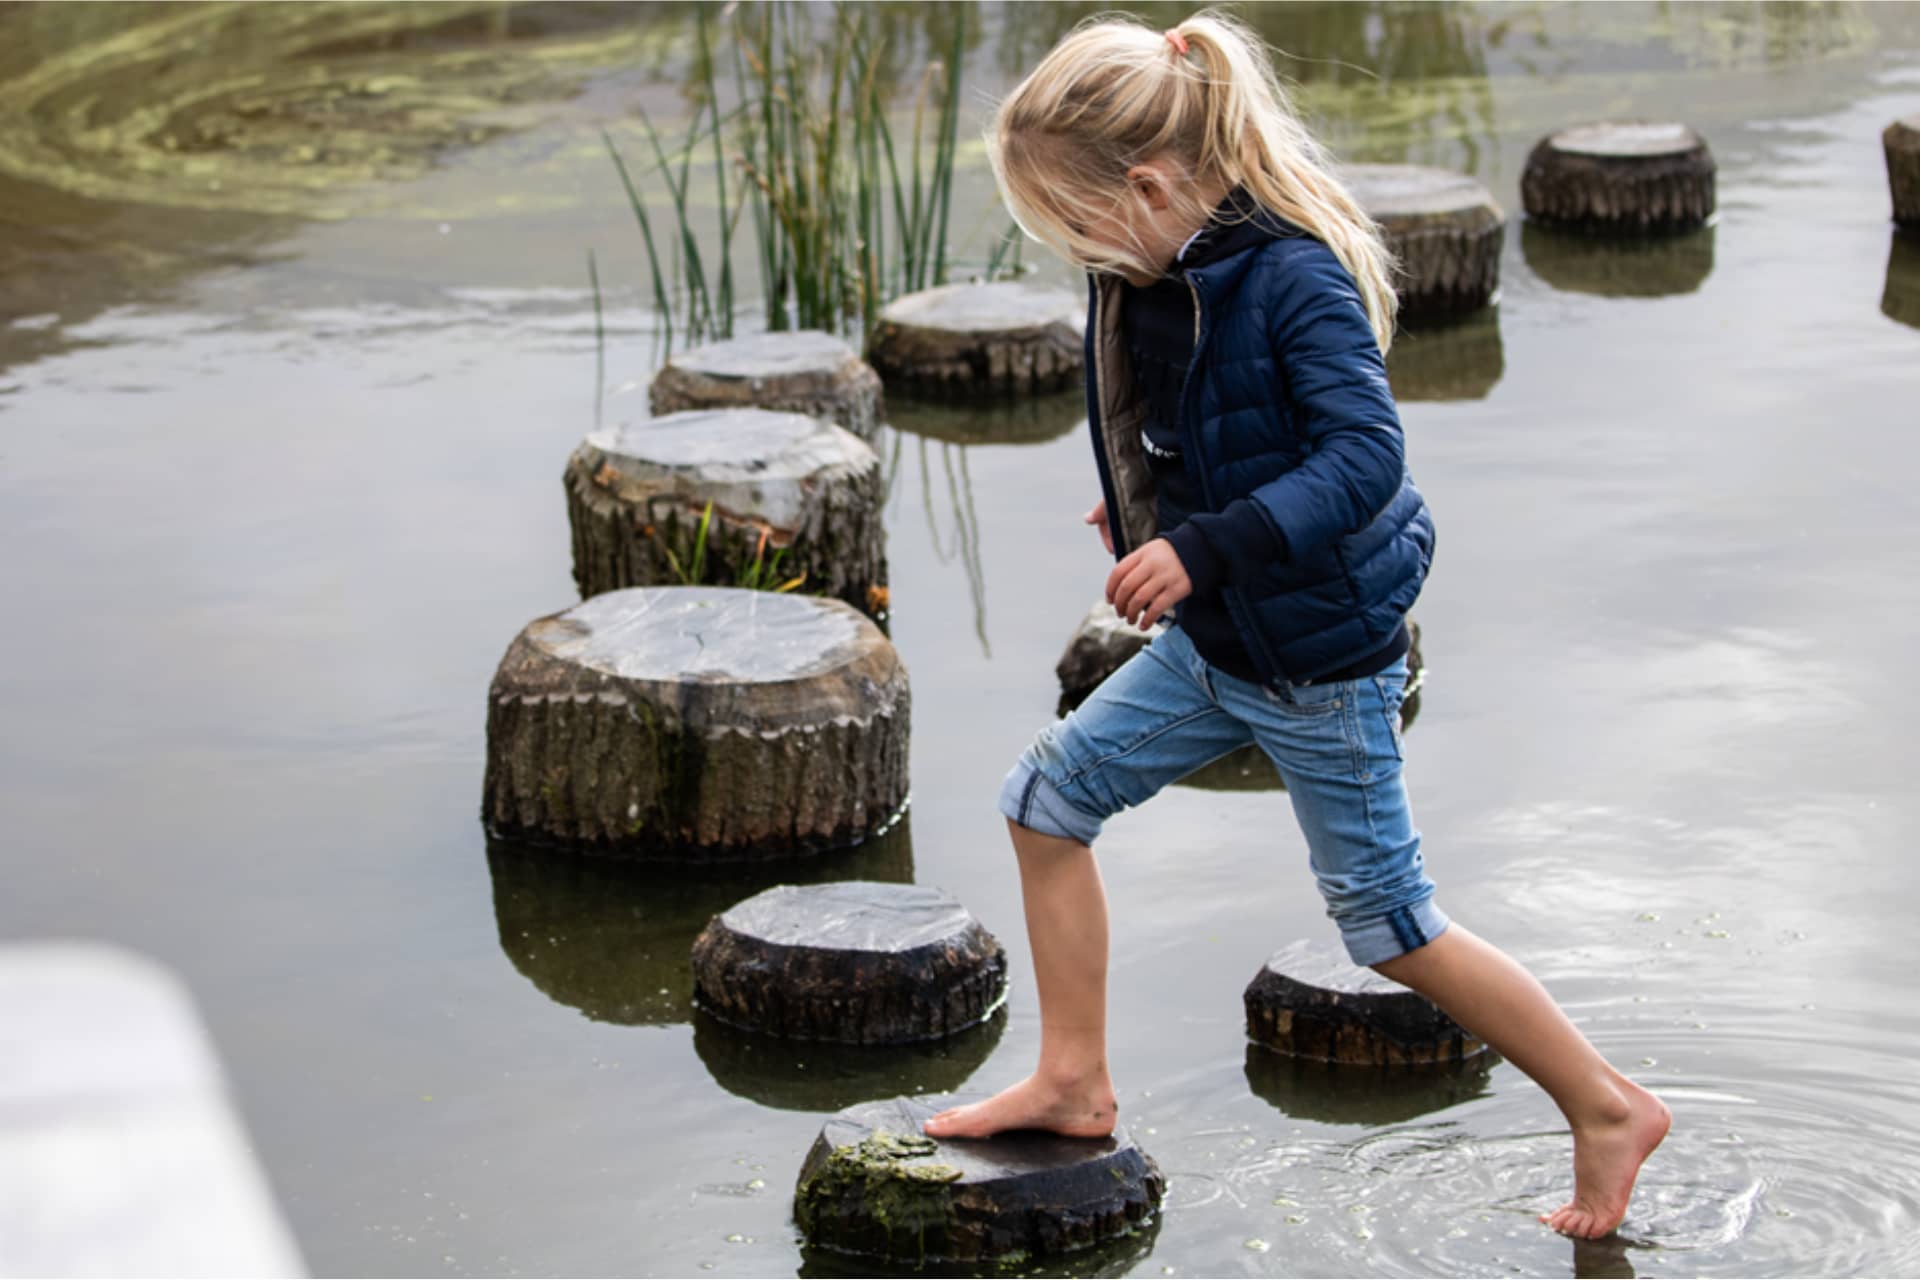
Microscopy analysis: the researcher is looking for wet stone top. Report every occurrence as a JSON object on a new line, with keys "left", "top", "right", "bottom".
{"left": 1261, "top": 938, "right": 1408, "bottom": 997}
{"left": 586, "top": 408, "right": 832, "bottom": 470}
{"left": 1551, "top": 121, "right": 1703, "bottom": 158}
{"left": 879, "top": 281, "right": 1084, "bottom": 335}
{"left": 666, "top": 331, "right": 859, "bottom": 380}
{"left": 720, "top": 882, "right": 972, "bottom": 953}
{"left": 532, "top": 587, "right": 864, "bottom": 684}
{"left": 1344, "top": 163, "right": 1498, "bottom": 217}
{"left": 818, "top": 1095, "right": 1136, "bottom": 1181}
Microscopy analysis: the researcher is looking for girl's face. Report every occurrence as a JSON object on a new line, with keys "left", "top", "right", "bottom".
{"left": 1066, "top": 159, "right": 1216, "bottom": 286}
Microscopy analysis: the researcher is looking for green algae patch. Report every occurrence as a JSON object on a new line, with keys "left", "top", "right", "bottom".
{"left": 795, "top": 1130, "right": 963, "bottom": 1265}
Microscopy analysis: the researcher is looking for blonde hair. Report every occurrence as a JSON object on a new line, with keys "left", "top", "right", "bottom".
{"left": 989, "top": 10, "right": 1399, "bottom": 351}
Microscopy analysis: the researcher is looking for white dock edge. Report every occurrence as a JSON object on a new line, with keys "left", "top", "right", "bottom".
{"left": 0, "top": 943, "right": 305, "bottom": 1278}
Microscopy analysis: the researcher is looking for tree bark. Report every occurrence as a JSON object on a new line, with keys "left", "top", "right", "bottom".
{"left": 794, "top": 1096, "right": 1164, "bottom": 1267}
{"left": 1245, "top": 940, "right": 1487, "bottom": 1066}
{"left": 564, "top": 409, "right": 888, "bottom": 622}
{"left": 649, "top": 331, "right": 884, "bottom": 441}
{"left": 1522, "top": 121, "right": 1716, "bottom": 234}
{"left": 482, "top": 587, "right": 910, "bottom": 861}
{"left": 691, "top": 882, "right": 1007, "bottom": 1044}
{"left": 1346, "top": 163, "right": 1505, "bottom": 319}
{"left": 1888, "top": 115, "right": 1920, "bottom": 228}
{"left": 869, "top": 282, "right": 1084, "bottom": 397}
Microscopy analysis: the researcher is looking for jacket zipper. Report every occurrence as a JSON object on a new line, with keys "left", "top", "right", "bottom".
{"left": 1180, "top": 273, "right": 1289, "bottom": 687}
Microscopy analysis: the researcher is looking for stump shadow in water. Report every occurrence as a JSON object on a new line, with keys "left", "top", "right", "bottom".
{"left": 1882, "top": 228, "right": 1920, "bottom": 330}
{"left": 1242, "top": 1042, "right": 1497, "bottom": 1127}
{"left": 1572, "top": 1234, "right": 1641, "bottom": 1280}
{"left": 692, "top": 1004, "right": 1006, "bottom": 1114}
{"left": 884, "top": 388, "right": 1086, "bottom": 447}
{"left": 485, "top": 816, "right": 915, "bottom": 1026}
{"left": 1385, "top": 306, "right": 1506, "bottom": 403}
{"left": 1521, "top": 220, "right": 1716, "bottom": 298}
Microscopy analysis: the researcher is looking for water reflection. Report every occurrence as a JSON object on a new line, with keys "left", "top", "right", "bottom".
{"left": 797, "top": 1213, "right": 1161, "bottom": 1280}
{"left": 693, "top": 1004, "right": 1005, "bottom": 1114}
{"left": 1883, "top": 229, "right": 1920, "bottom": 330}
{"left": 1243, "top": 1043, "right": 1496, "bottom": 1127}
{"left": 1521, "top": 222, "right": 1717, "bottom": 298}
{"left": 885, "top": 389, "right": 1085, "bottom": 446}
{"left": 880, "top": 429, "right": 1000, "bottom": 657}
{"left": 485, "top": 818, "right": 915, "bottom": 1026}
{"left": 1385, "top": 307, "right": 1505, "bottom": 402}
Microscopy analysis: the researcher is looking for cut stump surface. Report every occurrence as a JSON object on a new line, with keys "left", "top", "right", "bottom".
{"left": 649, "top": 331, "right": 883, "bottom": 440}
{"left": 794, "top": 1095, "right": 1163, "bottom": 1267}
{"left": 868, "top": 282, "right": 1084, "bottom": 397}
{"left": 691, "top": 881, "right": 1006, "bottom": 1044}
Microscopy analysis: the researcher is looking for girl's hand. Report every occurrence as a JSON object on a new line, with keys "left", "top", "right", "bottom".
{"left": 1084, "top": 499, "right": 1114, "bottom": 555}
{"left": 1107, "top": 538, "right": 1191, "bottom": 630}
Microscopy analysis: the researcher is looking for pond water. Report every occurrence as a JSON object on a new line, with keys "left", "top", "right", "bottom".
{"left": 4, "top": 2, "right": 1920, "bottom": 1276}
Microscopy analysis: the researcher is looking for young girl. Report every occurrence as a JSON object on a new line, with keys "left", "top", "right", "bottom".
{"left": 920, "top": 12, "right": 1670, "bottom": 1240}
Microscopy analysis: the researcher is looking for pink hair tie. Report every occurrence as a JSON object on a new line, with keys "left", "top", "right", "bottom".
{"left": 1164, "top": 28, "right": 1189, "bottom": 55}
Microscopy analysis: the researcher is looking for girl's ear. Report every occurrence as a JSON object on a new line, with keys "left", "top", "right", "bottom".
{"left": 1124, "top": 162, "right": 1175, "bottom": 212}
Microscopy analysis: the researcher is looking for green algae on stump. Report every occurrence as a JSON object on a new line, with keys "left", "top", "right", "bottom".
{"left": 868, "top": 282, "right": 1084, "bottom": 397}
{"left": 649, "top": 332, "right": 884, "bottom": 441}
{"left": 691, "top": 882, "right": 1005, "bottom": 1044}
{"left": 481, "top": 588, "right": 909, "bottom": 861}
{"left": 1245, "top": 939, "right": 1487, "bottom": 1066}
{"left": 794, "top": 1096, "right": 1163, "bottom": 1267}
{"left": 564, "top": 409, "right": 888, "bottom": 622}
{"left": 1345, "top": 163, "right": 1505, "bottom": 318}
{"left": 1522, "top": 121, "right": 1716, "bottom": 235}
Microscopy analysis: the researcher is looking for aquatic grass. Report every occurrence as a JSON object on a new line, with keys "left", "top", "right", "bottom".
{"left": 657, "top": 499, "right": 808, "bottom": 595}
{"left": 587, "top": 247, "right": 604, "bottom": 428}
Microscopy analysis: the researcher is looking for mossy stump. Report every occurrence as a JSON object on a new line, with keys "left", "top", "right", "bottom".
{"left": 868, "top": 282, "right": 1084, "bottom": 397}
{"left": 564, "top": 408, "right": 887, "bottom": 621}
{"left": 648, "top": 331, "right": 883, "bottom": 441}
{"left": 690, "top": 882, "right": 1006, "bottom": 1044}
{"left": 1346, "top": 163, "right": 1504, "bottom": 318}
{"left": 794, "top": 1096, "right": 1163, "bottom": 1268}
{"left": 1245, "top": 940, "right": 1487, "bottom": 1066}
{"left": 482, "top": 587, "right": 909, "bottom": 861}
{"left": 1522, "top": 121, "right": 1715, "bottom": 235}
{"left": 1887, "top": 115, "right": 1920, "bottom": 227}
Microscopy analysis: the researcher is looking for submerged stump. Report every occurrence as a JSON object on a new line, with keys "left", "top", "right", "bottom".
{"left": 691, "top": 882, "right": 1007, "bottom": 1044}
{"left": 1888, "top": 115, "right": 1920, "bottom": 227}
{"left": 482, "top": 587, "right": 909, "bottom": 860}
{"left": 1522, "top": 121, "right": 1716, "bottom": 235}
{"left": 794, "top": 1096, "right": 1163, "bottom": 1268}
{"left": 868, "top": 282, "right": 1084, "bottom": 397}
{"left": 1346, "top": 163, "right": 1505, "bottom": 317}
{"left": 1245, "top": 940, "right": 1487, "bottom": 1066}
{"left": 649, "top": 331, "right": 884, "bottom": 440}
{"left": 564, "top": 409, "right": 887, "bottom": 621}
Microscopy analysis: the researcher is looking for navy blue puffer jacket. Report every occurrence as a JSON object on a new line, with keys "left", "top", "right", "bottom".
{"left": 1084, "top": 225, "right": 1435, "bottom": 686}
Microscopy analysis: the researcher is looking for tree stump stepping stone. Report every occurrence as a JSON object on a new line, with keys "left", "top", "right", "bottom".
{"left": 1345, "top": 163, "right": 1504, "bottom": 318}
{"left": 1385, "top": 307, "right": 1505, "bottom": 402}
{"left": 1521, "top": 221, "right": 1715, "bottom": 298}
{"left": 1885, "top": 230, "right": 1920, "bottom": 330}
{"left": 482, "top": 587, "right": 909, "bottom": 861}
{"left": 484, "top": 822, "right": 915, "bottom": 1025}
{"left": 693, "top": 1003, "right": 1004, "bottom": 1114}
{"left": 794, "top": 1095, "right": 1163, "bottom": 1268}
{"left": 1887, "top": 114, "right": 1920, "bottom": 227}
{"left": 564, "top": 408, "right": 887, "bottom": 621}
{"left": 1245, "top": 939, "right": 1487, "bottom": 1066}
{"left": 1522, "top": 121, "right": 1716, "bottom": 235}
{"left": 868, "top": 282, "right": 1084, "bottom": 397}
{"left": 648, "top": 330, "right": 884, "bottom": 441}
{"left": 691, "top": 882, "right": 1006, "bottom": 1044}
{"left": 1055, "top": 599, "right": 1161, "bottom": 713}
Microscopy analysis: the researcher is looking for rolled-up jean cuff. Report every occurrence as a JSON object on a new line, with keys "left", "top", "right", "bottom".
{"left": 997, "top": 759, "right": 1106, "bottom": 846}
{"left": 1337, "top": 898, "right": 1452, "bottom": 967}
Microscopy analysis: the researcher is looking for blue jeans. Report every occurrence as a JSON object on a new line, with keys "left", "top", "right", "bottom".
{"left": 998, "top": 623, "right": 1448, "bottom": 966}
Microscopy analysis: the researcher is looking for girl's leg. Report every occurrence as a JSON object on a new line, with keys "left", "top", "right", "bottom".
{"left": 925, "top": 625, "right": 1253, "bottom": 1141}
{"left": 923, "top": 820, "right": 1117, "bottom": 1138}
{"left": 1372, "top": 924, "right": 1670, "bottom": 1239}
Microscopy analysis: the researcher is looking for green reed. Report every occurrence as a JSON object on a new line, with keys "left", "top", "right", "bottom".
{"left": 603, "top": 1, "right": 993, "bottom": 354}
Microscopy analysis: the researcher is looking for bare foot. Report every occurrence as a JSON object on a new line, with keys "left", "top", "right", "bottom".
{"left": 1540, "top": 1078, "right": 1672, "bottom": 1238}
{"left": 922, "top": 1069, "right": 1118, "bottom": 1140}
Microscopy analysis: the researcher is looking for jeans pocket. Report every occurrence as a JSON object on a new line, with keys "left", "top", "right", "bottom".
{"left": 1262, "top": 679, "right": 1350, "bottom": 719}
